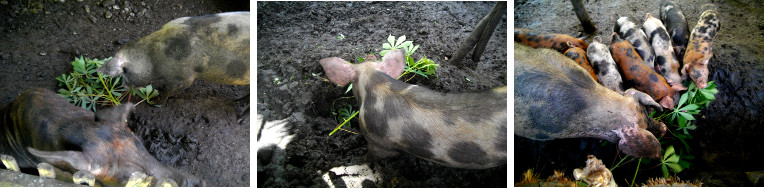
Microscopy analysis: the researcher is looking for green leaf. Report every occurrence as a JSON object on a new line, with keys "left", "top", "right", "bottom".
{"left": 666, "top": 154, "right": 680, "bottom": 163}
{"left": 678, "top": 111, "right": 696, "bottom": 121}
{"left": 664, "top": 145, "right": 675, "bottom": 159}
{"left": 667, "top": 163, "right": 683, "bottom": 172}
{"left": 383, "top": 43, "right": 392, "bottom": 49}
{"left": 387, "top": 35, "right": 395, "bottom": 47}
{"left": 699, "top": 89, "right": 715, "bottom": 100}
{"left": 345, "top": 83, "right": 353, "bottom": 94}
{"left": 661, "top": 165, "right": 669, "bottom": 178}
{"left": 395, "top": 35, "right": 406, "bottom": 47}
{"left": 677, "top": 92, "right": 689, "bottom": 107}
{"left": 399, "top": 41, "right": 413, "bottom": 49}
{"left": 686, "top": 124, "right": 697, "bottom": 130}
{"left": 679, "top": 104, "right": 699, "bottom": 111}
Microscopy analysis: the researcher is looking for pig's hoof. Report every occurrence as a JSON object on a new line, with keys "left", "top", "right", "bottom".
{"left": 125, "top": 172, "right": 151, "bottom": 187}
{"left": 37, "top": 162, "right": 56, "bottom": 179}
{"left": 1, "top": 154, "right": 20, "bottom": 172}
{"left": 73, "top": 170, "right": 96, "bottom": 186}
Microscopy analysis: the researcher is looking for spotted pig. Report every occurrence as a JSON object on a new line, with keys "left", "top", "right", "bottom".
{"left": 660, "top": 0, "right": 690, "bottom": 60}
{"left": 0, "top": 88, "right": 204, "bottom": 186}
{"left": 683, "top": 5, "right": 720, "bottom": 89}
{"left": 515, "top": 43, "right": 666, "bottom": 159}
{"left": 644, "top": 13, "right": 685, "bottom": 91}
{"left": 98, "top": 12, "right": 250, "bottom": 104}
{"left": 319, "top": 49, "right": 507, "bottom": 169}
{"left": 587, "top": 36, "right": 624, "bottom": 93}
{"left": 515, "top": 28, "right": 588, "bottom": 53}
{"left": 614, "top": 16, "right": 656, "bottom": 69}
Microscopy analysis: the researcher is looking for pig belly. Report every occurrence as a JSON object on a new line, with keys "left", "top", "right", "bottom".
{"left": 356, "top": 72, "right": 507, "bottom": 169}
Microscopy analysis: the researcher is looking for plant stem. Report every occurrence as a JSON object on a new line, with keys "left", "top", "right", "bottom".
{"left": 631, "top": 158, "right": 641, "bottom": 187}
{"left": 329, "top": 111, "right": 359, "bottom": 135}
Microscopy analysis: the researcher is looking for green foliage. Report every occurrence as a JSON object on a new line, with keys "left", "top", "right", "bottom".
{"left": 130, "top": 85, "right": 160, "bottom": 107}
{"left": 660, "top": 145, "right": 683, "bottom": 178}
{"left": 56, "top": 56, "right": 160, "bottom": 111}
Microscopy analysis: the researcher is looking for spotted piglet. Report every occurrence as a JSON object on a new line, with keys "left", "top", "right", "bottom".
{"left": 587, "top": 36, "right": 624, "bottom": 93}
{"left": 614, "top": 16, "right": 656, "bottom": 69}
{"left": 660, "top": 0, "right": 690, "bottom": 60}
{"left": 643, "top": 13, "right": 686, "bottom": 91}
{"left": 683, "top": 4, "right": 720, "bottom": 89}
{"left": 319, "top": 49, "right": 507, "bottom": 169}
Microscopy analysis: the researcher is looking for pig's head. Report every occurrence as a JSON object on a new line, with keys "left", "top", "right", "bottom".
{"left": 682, "top": 58, "right": 709, "bottom": 89}
{"left": 26, "top": 103, "right": 204, "bottom": 186}
{"left": 319, "top": 49, "right": 406, "bottom": 86}
{"left": 97, "top": 42, "right": 154, "bottom": 87}
{"left": 611, "top": 89, "right": 666, "bottom": 159}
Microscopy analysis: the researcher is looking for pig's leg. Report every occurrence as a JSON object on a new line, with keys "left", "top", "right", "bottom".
{"left": 364, "top": 143, "right": 400, "bottom": 161}
{"left": 624, "top": 89, "right": 663, "bottom": 112}
{"left": 27, "top": 148, "right": 90, "bottom": 173}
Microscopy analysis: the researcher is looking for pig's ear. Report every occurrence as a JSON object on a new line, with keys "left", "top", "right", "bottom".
{"left": 319, "top": 57, "right": 356, "bottom": 86}
{"left": 624, "top": 88, "right": 663, "bottom": 112}
{"left": 379, "top": 49, "right": 405, "bottom": 79}
{"left": 95, "top": 103, "right": 134, "bottom": 123}
{"left": 27, "top": 148, "right": 90, "bottom": 173}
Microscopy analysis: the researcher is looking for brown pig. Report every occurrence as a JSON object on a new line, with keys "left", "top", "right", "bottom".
{"left": 610, "top": 33, "right": 676, "bottom": 110}
{"left": 0, "top": 88, "right": 204, "bottom": 186}
{"left": 97, "top": 12, "right": 250, "bottom": 104}
{"left": 683, "top": 5, "right": 720, "bottom": 89}
{"left": 564, "top": 41, "right": 598, "bottom": 82}
{"left": 515, "top": 28, "right": 589, "bottom": 53}
{"left": 320, "top": 49, "right": 507, "bottom": 169}
{"left": 515, "top": 42, "right": 666, "bottom": 159}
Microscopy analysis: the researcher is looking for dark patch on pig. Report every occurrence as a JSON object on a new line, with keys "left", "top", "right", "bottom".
{"left": 194, "top": 66, "right": 204, "bottom": 73}
{"left": 630, "top": 65, "right": 639, "bottom": 72}
{"left": 592, "top": 61, "right": 602, "bottom": 74}
{"left": 184, "top": 14, "right": 222, "bottom": 33}
{"left": 702, "top": 46, "right": 708, "bottom": 52}
{"left": 361, "top": 91, "right": 388, "bottom": 138}
{"left": 226, "top": 60, "right": 248, "bottom": 79}
{"left": 649, "top": 74, "right": 659, "bottom": 83}
{"left": 227, "top": 24, "right": 239, "bottom": 36}
{"left": 448, "top": 142, "right": 487, "bottom": 164}
{"left": 519, "top": 71, "right": 587, "bottom": 134}
{"left": 656, "top": 56, "right": 666, "bottom": 66}
{"left": 657, "top": 29, "right": 670, "bottom": 41}
{"left": 38, "top": 120, "right": 49, "bottom": 139}
{"left": 164, "top": 35, "right": 191, "bottom": 61}
{"left": 388, "top": 78, "right": 410, "bottom": 93}
{"left": 631, "top": 39, "right": 641, "bottom": 48}
{"left": 96, "top": 126, "right": 114, "bottom": 142}
{"left": 624, "top": 29, "right": 634, "bottom": 38}
{"left": 494, "top": 124, "right": 507, "bottom": 152}
{"left": 401, "top": 124, "right": 434, "bottom": 159}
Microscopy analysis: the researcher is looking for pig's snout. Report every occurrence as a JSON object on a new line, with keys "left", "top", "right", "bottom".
{"left": 97, "top": 55, "right": 125, "bottom": 77}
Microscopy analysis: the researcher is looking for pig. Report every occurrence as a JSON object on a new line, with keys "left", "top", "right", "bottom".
{"left": 587, "top": 36, "right": 624, "bottom": 93}
{"left": 0, "top": 88, "right": 204, "bottom": 186}
{"left": 614, "top": 16, "right": 656, "bottom": 69}
{"left": 643, "top": 13, "right": 686, "bottom": 91}
{"left": 515, "top": 28, "right": 589, "bottom": 53}
{"left": 610, "top": 33, "right": 676, "bottom": 110}
{"left": 515, "top": 42, "right": 666, "bottom": 159}
{"left": 660, "top": 0, "right": 690, "bottom": 60}
{"left": 97, "top": 12, "right": 250, "bottom": 104}
{"left": 564, "top": 41, "right": 598, "bottom": 82}
{"left": 319, "top": 49, "right": 507, "bottom": 169}
{"left": 683, "top": 5, "right": 720, "bottom": 89}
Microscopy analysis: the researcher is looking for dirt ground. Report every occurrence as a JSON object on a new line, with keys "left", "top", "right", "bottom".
{"left": 257, "top": 2, "right": 507, "bottom": 187}
{"left": 0, "top": 0, "right": 249, "bottom": 186}
{"left": 515, "top": 0, "right": 764, "bottom": 186}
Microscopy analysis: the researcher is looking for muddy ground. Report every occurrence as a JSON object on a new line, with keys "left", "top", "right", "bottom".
{"left": 515, "top": 0, "right": 764, "bottom": 186}
{"left": 257, "top": 2, "right": 507, "bottom": 187}
{"left": 0, "top": 0, "right": 249, "bottom": 186}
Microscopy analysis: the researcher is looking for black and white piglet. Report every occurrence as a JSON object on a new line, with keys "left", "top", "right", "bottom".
{"left": 319, "top": 49, "right": 507, "bottom": 169}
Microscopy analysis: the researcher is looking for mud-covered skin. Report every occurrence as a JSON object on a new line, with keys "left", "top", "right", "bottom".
{"left": 515, "top": 28, "right": 588, "bottom": 53}
{"left": 643, "top": 13, "right": 685, "bottom": 90}
{"left": 683, "top": 5, "right": 720, "bottom": 89}
{"left": 319, "top": 49, "right": 507, "bottom": 169}
{"left": 614, "top": 16, "right": 656, "bottom": 69}
{"left": 610, "top": 33, "right": 676, "bottom": 110}
{"left": 659, "top": 0, "right": 690, "bottom": 61}
{"left": 97, "top": 12, "right": 250, "bottom": 104}
{"left": 515, "top": 43, "right": 664, "bottom": 159}
{"left": 0, "top": 88, "right": 204, "bottom": 186}
{"left": 586, "top": 36, "right": 624, "bottom": 93}
{"left": 564, "top": 42, "right": 598, "bottom": 82}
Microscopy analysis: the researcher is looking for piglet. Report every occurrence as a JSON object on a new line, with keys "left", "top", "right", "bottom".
{"left": 564, "top": 41, "right": 598, "bottom": 82}
{"left": 610, "top": 33, "right": 676, "bottom": 110}
{"left": 98, "top": 12, "right": 250, "bottom": 104}
{"left": 614, "top": 16, "right": 656, "bottom": 69}
{"left": 515, "top": 43, "right": 666, "bottom": 159}
{"left": 683, "top": 4, "right": 720, "bottom": 89}
{"left": 319, "top": 49, "right": 507, "bottom": 169}
{"left": 660, "top": 0, "right": 690, "bottom": 60}
{"left": 515, "top": 28, "right": 588, "bottom": 53}
{"left": 643, "top": 13, "right": 686, "bottom": 91}
{"left": 0, "top": 88, "right": 203, "bottom": 186}
{"left": 587, "top": 36, "right": 624, "bottom": 93}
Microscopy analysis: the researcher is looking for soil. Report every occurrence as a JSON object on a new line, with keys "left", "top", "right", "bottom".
{"left": 0, "top": 0, "right": 250, "bottom": 186}
{"left": 257, "top": 2, "right": 507, "bottom": 187}
{"left": 515, "top": 0, "right": 764, "bottom": 186}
